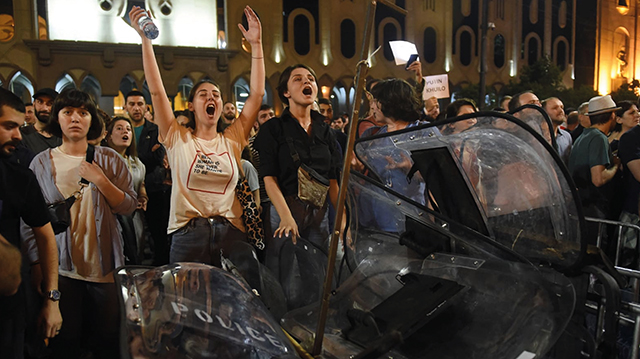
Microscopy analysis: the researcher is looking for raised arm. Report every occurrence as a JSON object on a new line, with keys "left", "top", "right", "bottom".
{"left": 129, "top": 6, "right": 174, "bottom": 140}
{"left": 235, "top": 6, "right": 265, "bottom": 139}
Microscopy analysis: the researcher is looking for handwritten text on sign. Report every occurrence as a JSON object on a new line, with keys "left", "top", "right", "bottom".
{"left": 422, "top": 74, "right": 449, "bottom": 100}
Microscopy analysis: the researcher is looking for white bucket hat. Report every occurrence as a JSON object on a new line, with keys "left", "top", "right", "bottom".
{"left": 586, "top": 95, "right": 621, "bottom": 116}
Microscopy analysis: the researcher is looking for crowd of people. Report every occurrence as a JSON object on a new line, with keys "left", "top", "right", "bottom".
{"left": 1, "top": 4, "right": 640, "bottom": 359}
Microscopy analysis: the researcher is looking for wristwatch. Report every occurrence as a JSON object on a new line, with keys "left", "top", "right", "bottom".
{"left": 46, "top": 289, "right": 61, "bottom": 302}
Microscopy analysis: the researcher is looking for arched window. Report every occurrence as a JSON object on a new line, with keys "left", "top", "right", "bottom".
{"left": 460, "top": 30, "right": 472, "bottom": 66}
{"left": 461, "top": 0, "right": 471, "bottom": 17}
{"left": 233, "top": 77, "right": 250, "bottom": 112}
{"left": 494, "top": 34, "right": 505, "bottom": 68}
{"left": 119, "top": 75, "right": 137, "bottom": 98}
{"left": 80, "top": 74, "right": 102, "bottom": 103}
{"left": 558, "top": 1, "right": 567, "bottom": 28}
{"left": 529, "top": 0, "right": 539, "bottom": 24}
{"left": 174, "top": 76, "right": 194, "bottom": 111}
{"left": 55, "top": 73, "right": 76, "bottom": 93}
{"left": 293, "top": 15, "right": 310, "bottom": 55}
{"left": 527, "top": 37, "right": 539, "bottom": 65}
{"left": 340, "top": 19, "right": 356, "bottom": 59}
{"left": 8, "top": 71, "right": 34, "bottom": 103}
{"left": 382, "top": 23, "right": 398, "bottom": 61}
{"left": 331, "top": 83, "right": 347, "bottom": 114}
{"left": 555, "top": 41, "right": 567, "bottom": 71}
{"left": 423, "top": 27, "right": 437, "bottom": 64}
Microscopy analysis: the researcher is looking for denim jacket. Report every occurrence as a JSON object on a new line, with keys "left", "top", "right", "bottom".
{"left": 23, "top": 146, "right": 137, "bottom": 276}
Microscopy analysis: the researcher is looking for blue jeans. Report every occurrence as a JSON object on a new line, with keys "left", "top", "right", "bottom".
{"left": 170, "top": 217, "right": 261, "bottom": 290}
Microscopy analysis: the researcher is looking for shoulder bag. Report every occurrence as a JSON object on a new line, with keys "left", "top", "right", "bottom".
{"left": 47, "top": 145, "right": 94, "bottom": 234}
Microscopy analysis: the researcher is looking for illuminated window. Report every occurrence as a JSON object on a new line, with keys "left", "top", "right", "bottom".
{"left": 8, "top": 71, "right": 34, "bottom": 103}
{"left": 175, "top": 76, "right": 193, "bottom": 111}
{"left": 56, "top": 73, "right": 76, "bottom": 93}
{"left": 494, "top": 34, "right": 505, "bottom": 68}
{"left": 423, "top": 27, "right": 437, "bottom": 64}
{"left": 233, "top": 77, "right": 250, "bottom": 113}
{"left": 340, "top": 19, "right": 356, "bottom": 59}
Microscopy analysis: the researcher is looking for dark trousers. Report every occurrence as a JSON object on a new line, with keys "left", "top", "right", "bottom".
{"left": 146, "top": 189, "right": 171, "bottom": 266}
{"left": 0, "top": 282, "right": 26, "bottom": 359}
{"left": 49, "top": 276, "right": 120, "bottom": 359}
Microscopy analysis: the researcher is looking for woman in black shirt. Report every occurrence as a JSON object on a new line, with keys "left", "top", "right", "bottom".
{"left": 255, "top": 64, "right": 341, "bottom": 243}
{"left": 254, "top": 65, "right": 342, "bottom": 308}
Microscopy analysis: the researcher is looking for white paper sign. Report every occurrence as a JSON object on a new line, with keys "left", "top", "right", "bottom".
{"left": 515, "top": 351, "right": 536, "bottom": 359}
{"left": 389, "top": 40, "right": 419, "bottom": 66}
{"left": 422, "top": 74, "right": 450, "bottom": 100}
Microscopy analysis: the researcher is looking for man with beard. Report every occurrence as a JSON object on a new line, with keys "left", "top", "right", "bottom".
{"left": 218, "top": 102, "right": 237, "bottom": 132}
{"left": 20, "top": 88, "right": 61, "bottom": 154}
{"left": 542, "top": 97, "right": 573, "bottom": 164}
{"left": 126, "top": 90, "right": 171, "bottom": 265}
{"left": 0, "top": 88, "right": 62, "bottom": 359}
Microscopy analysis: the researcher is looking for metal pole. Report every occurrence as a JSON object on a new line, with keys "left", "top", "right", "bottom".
{"left": 310, "top": 1, "right": 377, "bottom": 355}
{"left": 479, "top": 0, "right": 489, "bottom": 108}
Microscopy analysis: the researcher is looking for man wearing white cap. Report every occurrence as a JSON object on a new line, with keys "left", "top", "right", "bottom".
{"left": 568, "top": 95, "right": 621, "bottom": 229}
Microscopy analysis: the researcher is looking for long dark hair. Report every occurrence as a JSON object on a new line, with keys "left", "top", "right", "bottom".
{"left": 183, "top": 79, "right": 222, "bottom": 130}
{"left": 106, "top": 116, "right": 138, "bottom": 158}
{"left": 369, "top": 78, "right": 421, "bottom": 123}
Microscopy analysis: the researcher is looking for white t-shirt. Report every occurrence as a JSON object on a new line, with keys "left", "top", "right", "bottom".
{"left": 163, "top": 121, "right": 247, "bottom": 233}
{"left": 51, "top": 147, "right": 113, "bottom": 283}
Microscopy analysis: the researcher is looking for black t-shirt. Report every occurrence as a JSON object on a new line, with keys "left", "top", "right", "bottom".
{"left": 20, "top": 131, "right": 61, "bottom": 155}
{"left": 0, "top": 159, "right": 50, "bottom": 330}
{"left": 254, "top": 108, "right": 342, "bottom": 198}
{"left": 619, "top": 126, "right": 640, "bottom": 215}
{"left": 0, "top": 158, "right": 50, "bottom": 247}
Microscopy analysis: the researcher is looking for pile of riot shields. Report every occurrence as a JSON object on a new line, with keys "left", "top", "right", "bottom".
{"left": 117, "top": 108, "right": 622, "bottom": 359}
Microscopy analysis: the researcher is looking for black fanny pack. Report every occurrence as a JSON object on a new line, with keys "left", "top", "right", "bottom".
{"left": 47, "top": 145, "right": 95, "bottom": 234}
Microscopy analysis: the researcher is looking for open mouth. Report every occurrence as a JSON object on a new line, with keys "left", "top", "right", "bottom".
{"left": 206, "top": 104, "right": 216, "bottom": 115}
{"left": 303, "top": 87, "right": 312, "bottom": 96}
{"left": 122, "top": 135, "right": 129, "bottom": 141}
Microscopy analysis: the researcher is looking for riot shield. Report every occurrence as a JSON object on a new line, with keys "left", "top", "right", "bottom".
{"left": 280, "top": 111, "right": 582, "bottom": 358}
{"left": 115, "top": 263, "right": 300, "bottom": 359}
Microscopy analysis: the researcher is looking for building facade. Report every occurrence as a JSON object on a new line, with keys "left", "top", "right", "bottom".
{"left": 0, "top": 0, "right": 582, "bottom": 115}
{"left": 591, "top": 0, "right": 640, "bottom": 96}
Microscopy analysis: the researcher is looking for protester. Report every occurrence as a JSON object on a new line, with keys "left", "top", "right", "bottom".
{"left": 609, "top": 100, "right": 640, "bottom": 153}
{"left": 356, "top": 78, "right": 427, "bottom": 232}
{"left": 0, "top": 87, "right": 61, "bottom": 359}
{"left": 443, "top": 98, "right": 478, "bottom": 135}
{"left": 129, "top": 6, "right": 265, "bottom": 274}
{"left": 27, "top": 88, "right": 136, "bottom": 359}
{"left": 105, "top": 116, "right": 149, "bottom": 263}
{"left": 569, "top": 95, "right": 621, "bottom": 245}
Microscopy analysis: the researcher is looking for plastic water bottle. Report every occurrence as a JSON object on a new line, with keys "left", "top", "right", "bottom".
{"left": 138, "top": 15, "right": 159, "bottom": 40}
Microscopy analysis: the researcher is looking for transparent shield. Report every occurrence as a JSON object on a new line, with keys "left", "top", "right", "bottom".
{"left": 282, "top": 251, "right": 575, "bottom": 359}
{"left": 353, "top": 111, "right": 584, "bottom": 270}
{"left": 115, "top": 263, "right": 299, "bottom": 359}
